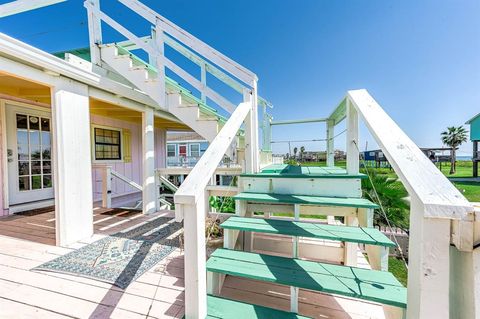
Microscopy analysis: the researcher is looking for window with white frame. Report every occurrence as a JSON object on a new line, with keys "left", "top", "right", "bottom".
{"left": 189, "top": 144, "right": 200, "bottom": 157}
{"left": 93, "top": 127, "right": 122, "bottom": 160}
{"left": 167, "top": 144, "right": 176, "bottom": 157}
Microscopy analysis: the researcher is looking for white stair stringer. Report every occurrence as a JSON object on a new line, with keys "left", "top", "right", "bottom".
{"left": 100, "top": 45, "right": 220, "bottom": 143}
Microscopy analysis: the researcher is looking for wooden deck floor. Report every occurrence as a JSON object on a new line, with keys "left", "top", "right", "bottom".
{"left": 0, "top": 209, "right": 388, "bottom": 318}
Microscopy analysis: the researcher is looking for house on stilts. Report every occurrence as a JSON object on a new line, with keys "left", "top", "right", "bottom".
{"left": 0, "top": 1, "right": 478, "bottom": 318}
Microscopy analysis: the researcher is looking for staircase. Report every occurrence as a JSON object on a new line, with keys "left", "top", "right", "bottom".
{"left": 100, "top": 44, "right": 231, "bottom": 143}
{"left": 205, "top": 164, "right": 407, "bottom": 319}
{"left": 83, "top": 1, "right": 407, "bottom": 318}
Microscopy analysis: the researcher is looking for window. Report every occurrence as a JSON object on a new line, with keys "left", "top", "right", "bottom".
{"left": 167, "top": 144, "right": 176, "bottom": 157}
{"left": 16, "top": 114, "right": 52, "bottom": 191}
{"left": 94, "top": 127, "right": 121, "bottom": 160}
{"left": 190, "top": 144, "right": 200, "bottom": 157}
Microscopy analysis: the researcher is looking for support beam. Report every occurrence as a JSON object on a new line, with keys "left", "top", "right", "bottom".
{"left": 473, "top": 141, "right": 478, "bottom": 178}
{"left": 152, "top": 25, "right": 166, "bottom": 108}
{"left": 182, "top": 191, "right": 208, "bottom": 319}
{"left": 243, "top": 85, "right": 259, "bottom": 174}
{"left": 52, "top": 79, "right": 93, "bottom": 246}
{"left": 326, "top": 119, "right": 334, "bottom": 167}
{"left": 142, "top": 108, "right": 156, "bottom": 214}
{"left": 0, "top": 0, "right": 66, "bottom": 18}
{"left": 343, "top": 215, "right": 358, "bottom": 267}
{"left": 407, "top": 197, "right": 451, "bottom": 319}
{"left": 346, "top": 98, "right": 359, "bottom": 174}
{"left": 261, "top": 105, "right": 272, "bottom": 152}
{"left": 200, "top": 62, "right": 207, "bottom": 103}
{"left": 290, "top": 204, "right": 300, "bottom": 313}
{"left": 85, "top": 0, "right": 102, "bottom": 65}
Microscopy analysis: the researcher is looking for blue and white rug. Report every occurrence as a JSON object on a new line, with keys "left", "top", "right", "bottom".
{"left": 33, "top": 216, "right": 183, "bottom": 289}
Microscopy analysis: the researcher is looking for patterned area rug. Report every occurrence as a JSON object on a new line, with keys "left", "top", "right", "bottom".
{"left": 33, "top": 216, "right": 183, "bottom": 289}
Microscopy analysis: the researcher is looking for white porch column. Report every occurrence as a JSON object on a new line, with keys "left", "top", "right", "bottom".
{"left": 407, "top": 196, "right": 451, "bottom": 319}
{"left": 142, "top": 108, "right": 156, "bottom": 214}
{"left": 52, "top": 79, "right": 93, "bottom": 247}
{"left": 346, "top": 99, "right": 359, "bottom": 174}
{"left": 326, "top": 119, "right": 335, "bottom": 167}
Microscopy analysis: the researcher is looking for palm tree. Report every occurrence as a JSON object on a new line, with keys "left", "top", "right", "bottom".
{"left": 293, "top": 147, "right": 298, "bottom": 159}
{"left": 441, "top": 126, "right": 468, "bottom": 174}
{"left": 300, "top": 146, "right": 305, "bottom": 161}
{"left": 361, "top": 172, "right": 410, "bottom": 231}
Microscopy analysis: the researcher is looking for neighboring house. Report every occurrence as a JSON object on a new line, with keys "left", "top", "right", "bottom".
{"left": 166, "top": 131, "right": 208, "bottom": 167}
{"left": 466, "top": 113, "right": 480, "bottom": 176}
{"left": 362, "top": 149, "right": 389, "bottom": 168}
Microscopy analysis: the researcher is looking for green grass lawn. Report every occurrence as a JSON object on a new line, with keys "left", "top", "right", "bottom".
{"left": 389, "top": 257, "right": 408, "bottom": 286}
{"left": 453, "top": 181, "right": 480, "bottom": 202}
{"left": 438, "top": 161, "right": 473, "bottom": 178}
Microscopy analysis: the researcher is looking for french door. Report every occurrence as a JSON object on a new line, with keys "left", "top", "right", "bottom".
{"left": 6, "top": 104, "right": 54, "bottom": 205}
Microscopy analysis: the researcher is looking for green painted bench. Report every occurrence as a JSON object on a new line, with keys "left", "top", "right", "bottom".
{"left": 233, "top": 192, "right": 379, "bottom": 209}
{"left": 206, "top": 295, "right": 312, "bottom": 319}
{"left": 207, "top": 248, "right": 407, "bottom": 309}
{"left": 240, "top": 164, "right": 367, "bottom": 179}
{"left": 220, "top": 216, "right": 395, "bottom": 247}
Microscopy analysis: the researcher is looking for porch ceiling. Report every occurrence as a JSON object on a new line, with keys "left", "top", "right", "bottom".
{"left": 0, "top": 72, "right": 190, "bottom": 130}
{"left": 0, "top": 72, "right": 51, "bottom": 105}
{"left": 90, "top": 98, "right": 190, "bottom": 130}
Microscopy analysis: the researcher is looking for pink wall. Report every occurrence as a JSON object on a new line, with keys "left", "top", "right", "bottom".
{"left": 0, "top": 106, "right": 167, "bottom": 214}
{"left": 90, "top": 114, "right": 166, "bottom": 203}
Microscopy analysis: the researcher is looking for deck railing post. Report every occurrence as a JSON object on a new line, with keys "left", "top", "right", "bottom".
{"left": 326, "top": 119, "right": 335, "bottom": 167}
{"left": 152, "top": 22, "right": 166, "bottom": 108}
{"left": 407, "top": 196, "right": 451, "bottom": 318}
{"left": 200, "top": 62, "right": 207, "bottom": 103}
{"left": 101, "top": 165, "right": 112, "bottom": 208}
{"left": 243, "top": 84, "right": 259, "bottom": 174}
{"left": 85, "top": 0, "right": 102, "bottom": 65}
{"left": 346, "top": 98, "right": 359, "bottom": 174}
{"left": 183, "top": 192, "right": 208, "bottom": 319}
{"left": 261, "top": 104, "right": 272, "bottom": 152}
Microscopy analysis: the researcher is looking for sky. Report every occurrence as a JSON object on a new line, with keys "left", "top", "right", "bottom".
{"left": 0, "top": 0, "right": 479, "bottom": 156}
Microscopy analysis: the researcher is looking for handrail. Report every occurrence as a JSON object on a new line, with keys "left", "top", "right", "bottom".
{"left": 85, "top": 0, "right": 256, "bottom": 115}
{"left": 346, "top": 89, "right": 473, "bottom": 219}
{"left": 158, "top": 175, "right": 178, "bottom": 193}
{"left": 174, "top": 99, "right": 251, "bottom": 214}
{"left": 111, "top": 170, "right": 142, "bottom": 191}
{"left": 116, "top": 0, "right": 257, "bottom": 86}
{"left": 117, "top": 34, "right": 272, "bottom": 109}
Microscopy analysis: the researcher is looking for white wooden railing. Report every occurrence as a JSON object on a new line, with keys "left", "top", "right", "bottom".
{"left": 92, "top": 164, "right": 142, "bottom": 208}
{"left": 173, "top": 97, "right": 254, "bottom": 318}
{"left": 333, "top": 89, "right": 477, "bottom": 319}
{"left": 84, "top": 0, "right": 268, "bottom": 116}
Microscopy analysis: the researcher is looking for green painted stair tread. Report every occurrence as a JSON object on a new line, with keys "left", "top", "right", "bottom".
{"left": 206, "top": 295, "right": 312, "bottom": 319}
{"left": 220, "top": 216, "right": 395, "bottom": 247}
{"left": 233, "top": 192, "right": 379, "bottom": 209}
{"left": 207, "top": 249, "right": 407, "bottom": 309}
{"left": 241, "top": 164, "right": 367, "bottom": 179}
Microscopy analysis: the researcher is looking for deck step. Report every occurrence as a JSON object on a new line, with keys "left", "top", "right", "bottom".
{"left": 207, "top": 249, "right": 407, "bottom": 309}
{"left": 220, "top": 216, "right": 395, "bottom": 247}
{"left": 233, "top": 192, "right": 379, "bottom": 209}
{"left": 240, "top": 164, "right": 366, "bottom": 179}
{"left": 206, "top": 295, "right": 311, "bottom": 319}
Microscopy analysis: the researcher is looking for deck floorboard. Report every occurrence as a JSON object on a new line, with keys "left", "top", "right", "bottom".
{"left": 0, "top": 208, "right": 389, "bottom": 318}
